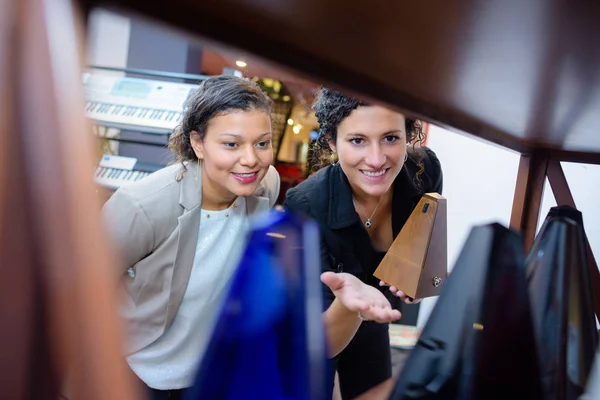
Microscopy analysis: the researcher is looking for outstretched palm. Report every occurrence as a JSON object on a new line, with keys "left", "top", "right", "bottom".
{"left": 321, "top": 272, "right": 402, "bottom": 323}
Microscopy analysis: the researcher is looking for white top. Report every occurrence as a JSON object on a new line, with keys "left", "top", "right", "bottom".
{"left": 128, "top": 197, "right": 249, "bottom": 389}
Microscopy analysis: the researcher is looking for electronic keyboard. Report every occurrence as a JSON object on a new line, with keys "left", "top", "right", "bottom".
{"left": 83, "top": 73, "right": 199, "bottom": 134}
{"left": 95, "top": 154, "right": 162, "bottom": 190}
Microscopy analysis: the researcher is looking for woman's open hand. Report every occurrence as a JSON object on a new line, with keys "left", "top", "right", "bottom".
{"left": 321, "top": 272, "right": 401, "bottom": 323}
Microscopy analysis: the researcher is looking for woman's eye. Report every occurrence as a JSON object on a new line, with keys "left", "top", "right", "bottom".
{"left": 383, "top": 135, "right": 400, "bottom": 143}
{"left": 350, "top": 138, "right": 364, "bottom": 145}
{"left": 256, "top": 140, "right": 271, "bottom": 148}
{"left": 224, "top": 142, "right": 238, "bottom": 148}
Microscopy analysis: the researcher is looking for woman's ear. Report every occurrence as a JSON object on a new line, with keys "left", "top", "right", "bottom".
{"left": 328, "top": 140, "right": 337, "bottom": 154}
{"left": 190, "top": 130, "right": 204, "bottom": 159}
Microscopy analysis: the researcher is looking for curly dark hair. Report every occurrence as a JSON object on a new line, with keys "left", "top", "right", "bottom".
{"left": 311, "top": 88, "right": 426, "bottom": 180}
{"left": 168, "top": 75, "right": 272, "bottom": 163}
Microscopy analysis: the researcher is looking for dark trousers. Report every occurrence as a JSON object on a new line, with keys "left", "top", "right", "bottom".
{"left": 336, "top": 322, "right": 392, "bottom": 400}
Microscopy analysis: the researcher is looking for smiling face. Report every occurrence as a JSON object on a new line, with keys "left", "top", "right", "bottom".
{"left": 191, "top": 109, "right": 273, "bottom": 208}
{"left": 330, "top": 105, "right": 407, "bottom": 199}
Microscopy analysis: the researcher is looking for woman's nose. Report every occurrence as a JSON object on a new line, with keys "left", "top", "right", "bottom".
{"left": 239, "top": 146, "right": 258, "bottom": 167}
{"left": 364, "top": 144, "right": 386, "bottom": 168}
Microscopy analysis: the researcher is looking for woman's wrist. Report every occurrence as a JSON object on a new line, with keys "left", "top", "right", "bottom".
{"left": 330, "top": 297, "right": 363, "bottom": 322}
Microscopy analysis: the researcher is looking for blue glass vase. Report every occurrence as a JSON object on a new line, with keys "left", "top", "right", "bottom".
{"left": 185, "top": 210, "right": 331, "bottom": 400}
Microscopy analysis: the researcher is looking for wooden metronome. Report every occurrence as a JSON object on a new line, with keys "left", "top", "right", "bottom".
{"left": 374, "top": 193, "right": 448, "bottom": 299}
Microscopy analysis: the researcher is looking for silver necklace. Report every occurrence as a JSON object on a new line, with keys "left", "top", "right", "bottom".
{"left": 352, "top": 195, "right": 385, "bottom": 228}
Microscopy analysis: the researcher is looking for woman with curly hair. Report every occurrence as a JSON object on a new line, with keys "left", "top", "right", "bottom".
{"left": 284, "top": 88, "right": 443, "bottom": 399}
{"left": 103, "top": 76, "right": 401, "bottom": 400}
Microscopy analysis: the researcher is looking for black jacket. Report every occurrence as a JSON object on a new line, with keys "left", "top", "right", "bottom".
{"left": 284, "top": 146, "right": 443, "bottom": 308}
{"left": 284, "top": 146, "right": 443, "bottom": 399}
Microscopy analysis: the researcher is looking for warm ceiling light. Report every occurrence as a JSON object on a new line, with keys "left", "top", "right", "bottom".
{"left": 293, "top": 124, "right": 302, "bottom": 134}
{"left": 282, "top": 95, "right": 291, "bottom": 102}
{"left": 287, "top": 118, "right": 294, "bottom": 125}
{"left": 235, "top": 60, "right": 247, "bottom": 68}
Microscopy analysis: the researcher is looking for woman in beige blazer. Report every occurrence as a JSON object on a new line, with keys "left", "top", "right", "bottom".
{"left": 103, "top": 76, "right": 400, "bottom": 400}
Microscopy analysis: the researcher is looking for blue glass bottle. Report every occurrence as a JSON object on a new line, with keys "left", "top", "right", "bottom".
{"left": 185, "top": 210, "right": 331, "bottom": 400}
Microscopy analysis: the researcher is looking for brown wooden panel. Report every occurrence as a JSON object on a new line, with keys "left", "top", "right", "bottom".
{"left": 0, "top": 0, "right": 139, "bottom": 398}
{"left": 546, "top": 161, "right": 600, "bottom": 322}
{"left": 0, "top": 2, "right": 50, "bottom": 398}
{"left": 88, "top": 0, "right": 600, "bottom": 155}
{"left": 510, "top": 152, "right": 548, "bottom": 251}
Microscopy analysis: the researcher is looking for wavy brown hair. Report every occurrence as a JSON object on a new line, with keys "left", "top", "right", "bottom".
{"left": 168, "top": 75, "right": 272, "bottom": 164}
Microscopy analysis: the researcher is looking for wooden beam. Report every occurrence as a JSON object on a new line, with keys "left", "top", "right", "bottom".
{"left": 510, "top": 152, "right": 549, "bottom": 251}
{"left": 546, "top": 149, "right": 600, "bottom": 165}
{"left": 546, "top": 161, "right": 575, "bottom": 206}
{"left": 546, "top": 161, "right": 600, "bottom": 322}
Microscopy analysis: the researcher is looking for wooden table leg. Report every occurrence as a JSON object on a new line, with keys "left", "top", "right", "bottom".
{"left": 510, "top": 152, "right": 549, "bottom": 252}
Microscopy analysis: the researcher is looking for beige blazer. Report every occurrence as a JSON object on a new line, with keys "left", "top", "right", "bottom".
{"left": 102, "top": 161, "right": 280, "bottom": 354}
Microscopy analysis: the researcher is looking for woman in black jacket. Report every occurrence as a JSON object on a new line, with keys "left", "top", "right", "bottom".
{"left": 284, "top": 88, "right": 443, "bottom": 399}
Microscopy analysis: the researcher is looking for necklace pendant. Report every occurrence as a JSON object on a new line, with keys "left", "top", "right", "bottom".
{"left": 365, "top": 220, "right": 372, "bottom": 228}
